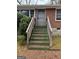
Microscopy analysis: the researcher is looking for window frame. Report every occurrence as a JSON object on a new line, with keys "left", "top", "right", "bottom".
{"left": 55, "top": 9, "right": 61, "bottom": 21}
{"left": 30, "top": 10, "right": 34, "bottom": 17}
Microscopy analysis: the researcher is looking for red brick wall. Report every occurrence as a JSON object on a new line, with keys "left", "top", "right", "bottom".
{"left": 46, "top": 8, "right": 61, "bottom": 28}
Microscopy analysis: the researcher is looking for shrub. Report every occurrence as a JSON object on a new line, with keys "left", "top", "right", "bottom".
{"left": 19, "top": 16, "right": 28, "bottom": 34}
{"left": 17, "top": 13, "right": 31, "bottom": 42}
{"left": 17, "top": 13, "right": 23, "bottom": 20}
{"left": 17, "top": 35, "right": 26, "bottom": 46}
{"left": 17, "top": 13, "right": 23, "bottom": 30}
{"left": 18, "top": 15, "right": 31, "bottom": 35}
{"left": 24, "top": 16, "right": 31, "bottom": 23}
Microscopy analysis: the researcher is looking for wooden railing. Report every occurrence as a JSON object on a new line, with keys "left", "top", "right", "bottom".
{"left": 47, "top": 16, "right": 53, "bottom": 47}
{"left": 26, "top": 17, "right": 35, "bottom": 47}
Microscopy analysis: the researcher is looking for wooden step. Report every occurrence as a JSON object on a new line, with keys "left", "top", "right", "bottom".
{"left": 31, "top": 37, "right": 48, "bottom": 40}
{"left": 30, "top": 41, "right": 49, "bottom": 44}
{"left": 34, "top": 26, "right": 47, "bottom": 28}
{"left": 32, "top": 31, "right": 47, "bottom": 34}
{"left": 33, "top": 30, "right": 47, "bottom": 33}
{"left": 33, "top": 28, "right": 47, "bottom": 31}
{"left": 31, "top": 34, "right": 48, "bottom": 37}
{"left": 34, "top": 26, "right": 47, "bottom": 30}
{"left": 28, "top": 45, "right": 49, "bottom": 49}
{"left": 30, "top": 39, "right": 49, "bottom": 41}
{"left": 29, "top": 43, "right": 49, "bottom": 46}
{"left": 34, "top": 28, "right": 47, "bottom": 29}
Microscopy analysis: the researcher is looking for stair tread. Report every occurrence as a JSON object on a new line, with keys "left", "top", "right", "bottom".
{"left": 32, "top": 32, "right": 47, "bottom": 34}
{"left": 29, "top": 43, "right": 49, "bottom": 45}
{"left": 30, "top": 39, "right": 49, "bottom": 41}
{"left": 33, "top": 30, "right": 47, "bottom": 32}
{"left": 32, "top": 34, "right": 48, "bottom": 36}
{"left": 33, "top": 28, "right": 47, "bottom": 31}
{"left": 34, "top": 28, "right": 47, "bottom": 29}
{"left": 29, "top": 45, "right": 49, "bottom": 48}
{"left": 31, "top": 37, "right": 48, "bottom": 40}
{"left": 30, "top": 41, "right": 49, "bottom": 43}
{"left": 33, "top": 29, "right": 47, "bottom": 31}
{"left": 34, "top": 26, "right": 47, "bottom": 28}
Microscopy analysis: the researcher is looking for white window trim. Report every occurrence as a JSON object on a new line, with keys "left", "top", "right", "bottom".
{"left": 55, "top": 9, "right": 61, "bottom": 21}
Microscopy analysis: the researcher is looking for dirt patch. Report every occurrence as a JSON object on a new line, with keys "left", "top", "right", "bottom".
{"left": 17, "top": 44, "right": 61, "bottom": 59}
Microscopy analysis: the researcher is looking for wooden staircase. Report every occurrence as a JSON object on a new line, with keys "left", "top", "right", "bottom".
{"left": 28, "top": 26, "right": 50, "bottom": 50}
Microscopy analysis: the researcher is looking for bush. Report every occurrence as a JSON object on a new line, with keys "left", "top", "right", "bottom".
{"left": 22, "top": 15, "right": 31, "bottom": 24}
{"left": 18, "top": 15, "right": 31, "bottom": 35}
{"left": 17, "top": 13, "right": 23, "bottom": 30}
{"left": 17, "top": 35, "right": 26, "bottom": 46}
{"left": 17, "top": 13, "right": 31, "bottom": 43}
{"left": 17, "top": 13, "right": 23, "bottom": 20}
{"left": 19, "top": 16, "right": 27, "bottom": 34}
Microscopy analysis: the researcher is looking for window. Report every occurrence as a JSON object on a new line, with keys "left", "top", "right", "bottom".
{"left": 30, "top": 10, "right": 34, "bottom": 17}
{"left": 18, "top": 10, "right": 34, "bottom": 17}
{"left": 22, "top": 10, "right": 29, "bottom": 16}
{"left": 24, "top": 10, "right": 29, "bottom": 16}
{"left": 57, "top": 28, "right": 60, "bottom": 30}
{"left": 56, "top": 9, "right": 61, "bottom": 20}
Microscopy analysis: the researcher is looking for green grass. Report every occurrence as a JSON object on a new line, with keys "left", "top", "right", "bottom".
{"left": 52, "top": 35, "right": 61, "bottom": 49}
{"left": 17, "top": 35, "right": 26, "bottom": 46}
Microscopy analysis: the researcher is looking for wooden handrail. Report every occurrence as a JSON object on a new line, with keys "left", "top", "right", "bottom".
{"left": 26, "top": 17, "right": 34, "bottom": 33}
{"left": 47, "top": 16, "right": 53, "bottom": 47}
{"left": 47, "top": 16, "right": 52, "bottom": 32}
{"left": 26, "top": 17, "right": 35, "bottom": 47}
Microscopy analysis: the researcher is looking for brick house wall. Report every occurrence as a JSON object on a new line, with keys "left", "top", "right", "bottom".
{"left": 46, "top": 8, "right": 61, "bottom": 28}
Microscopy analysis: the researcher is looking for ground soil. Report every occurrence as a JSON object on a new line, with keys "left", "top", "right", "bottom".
{"left": 17, "top": 44, "right": 61, "bottom": 59}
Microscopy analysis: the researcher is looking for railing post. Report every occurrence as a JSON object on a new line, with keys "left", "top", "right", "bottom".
{"left": 27, "top": 32, "right": 29, "bottom": 48}
{"left": 49, "top": 30, "right": 53, "bottom": 47}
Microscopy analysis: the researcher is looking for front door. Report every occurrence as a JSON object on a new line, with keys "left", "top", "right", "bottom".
{"left": 36, "top": 9, "right": 46, "bottom": 26}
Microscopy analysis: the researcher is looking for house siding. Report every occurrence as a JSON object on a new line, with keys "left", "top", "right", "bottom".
{"left": 46, "top": 8, "right": 61, "bottom": 28}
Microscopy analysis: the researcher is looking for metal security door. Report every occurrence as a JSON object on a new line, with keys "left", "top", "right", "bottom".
{"left": 36, "top": 10, "right": 46, "bottom": 26}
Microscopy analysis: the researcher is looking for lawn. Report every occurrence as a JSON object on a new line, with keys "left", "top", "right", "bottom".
{"left": 17, "top": 44, "right": 28, "bottom": 55}
{"left": 51, "top": 35, "right": 61, "bottom": 49}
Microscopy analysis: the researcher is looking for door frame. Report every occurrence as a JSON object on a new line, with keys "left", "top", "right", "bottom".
{"left": 36, "top": 9, "right": 46, "bottom": 26}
